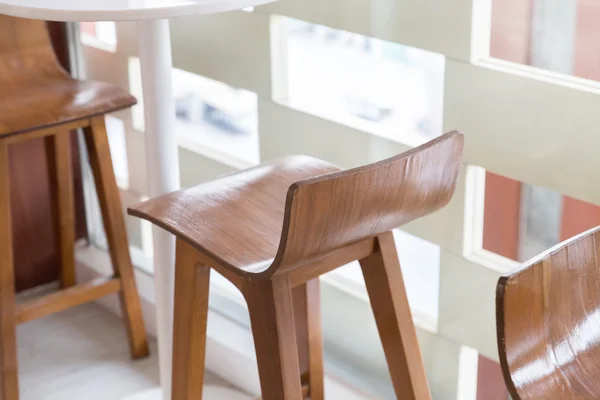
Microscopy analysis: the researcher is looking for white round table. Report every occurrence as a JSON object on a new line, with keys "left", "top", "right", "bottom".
{"left": 0, "top": 1, "right": 275, "bottom": 399}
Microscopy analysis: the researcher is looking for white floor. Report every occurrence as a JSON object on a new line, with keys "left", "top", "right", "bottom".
{"left": 122, "top": 387, "right": 253, "bottom": 400}
{"left": 17, "top": 303, "right": 251, "bottom": 400}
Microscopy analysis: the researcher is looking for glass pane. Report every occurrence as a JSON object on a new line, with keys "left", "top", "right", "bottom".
{"left": 80, "top": 22, "right": 117, "bottom": 51}
{"left": 482, "top": 170, "right": 600, "bottom": 262}
{"left": 128, "top": 57, "right": 260, "bottom": 166}
{"left": 172, "top": 68, "right": 260, "bottom": 165}
{"left": 491, "top": 0, "right": 600, "bottom": 82}
{"left": 284, "top": 18, "right": 445, "bottom": 146}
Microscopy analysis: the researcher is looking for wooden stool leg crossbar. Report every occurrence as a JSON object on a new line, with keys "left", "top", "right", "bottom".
{"left": 0, "top": 116, "right": 148, "bottom": 399}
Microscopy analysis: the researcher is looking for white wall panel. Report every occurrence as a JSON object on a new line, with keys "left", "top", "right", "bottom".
{"left": 125, "top": 130, "right": 239, "bottom": 195}
{"left": 259, "top": 101, "right": 411, "bottom": 168}
{"left": 115, "top": 21, "right": 137, "bottom": 57}
{"left": 258, "top": 0, "right": 476, "bottom": 61}
{"left": 179, "top": 147, "right": 239, "bottom": 188}
{"left": 444, "top": 59, "right": 600, "bottom": 206}
{"left": 170, "top": 12, "right": 271, "bottom": 97}
{"left": 125, "top": 130, "right": 149, "bottom": 196}
{"left": 438, "top": 250, "right": 501, "bottom": 360}
{"left": 114, "top": 13, "right": 271, "bottom": 97}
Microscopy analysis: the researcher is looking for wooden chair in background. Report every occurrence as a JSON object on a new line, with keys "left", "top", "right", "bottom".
{"left": 497, "top": 226, "right": 600, "bottom": 399}
{"left": 130, "top": 131, "right": 464, "bottom": 400}
{"left": 0, "top": 15, "right": 148, "bottom": 400}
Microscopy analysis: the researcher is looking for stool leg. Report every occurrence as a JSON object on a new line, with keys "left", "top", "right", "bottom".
{"left": 293, "top": 279, "right": 324, "bottom": 400}
{"left": 359, "top": 232, "right": 431, "bottom": 400}
{"left": 171, "top": 240, "right": 210, "bottom": 400}
{"left": 45, "top": 134, "right": 76, "bottom": 288}
{"left": 0, "top": 141, "right": 19, "bottom": 399}
{"left": 83, "top": 116, "right": 149, "bottom": 359}
{"left": 245, "top": 278, "right": 303, "bottom": 400}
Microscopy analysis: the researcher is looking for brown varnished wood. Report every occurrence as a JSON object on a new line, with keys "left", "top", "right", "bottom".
{"left": 45, "top": 133, "right": 76, "bottom": 288}
{"left": 0, "top": 16, "right": 136, "bottom": 139}
{"left": 256, "top": 384, "right": 310, "bottom": 399}
{"left": 172, "top": 240, "right": 210, "bottom": 400}
{"left": 360, "top": 232, "right": 431, "bottom": 399}
{"left": 129, "top": 155, "right": 342, "bottom": 277}
{"left": 47, "top": 22, "right": 70, "bottom": 71}
{"left": 244, "top": 276, "right": 304, "bottom": 400}
{"left": 5, "top": 20, "right": 86, "bottom": 292}
{"left": 83, "top": 116, "right": 149, "bottom": 359}
{"left": 9, "top": 138, "right": 62, "bottom": 292}
{"left": 293, "top": 279, "right": 325, "bottom": 400}
{"left": 497, "top": 226, "right": 600, "bottom": 399}
{"left": 15, "top": 277, "right": 121, "bottom": 325}
{"left": 132, "top": 131, "right": 464, "bottom": 399}
{"left": 0, "top": 140, "right": 19, "bottom": 399}
{"left": 275, "top": 132, "right": 463, "bottom": 275}
{"left": 4, "top": 119, "right": 91, "bottom": 145}
{"left": 287, "top": 238, "right": 376, "bottom": 288}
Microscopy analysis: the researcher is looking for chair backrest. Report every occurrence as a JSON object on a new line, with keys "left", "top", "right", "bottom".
{"left": 0, "top": 15, "right": 67, "bottom": 86}
{"left": 271, "top": 131, "right": 464, "bottom": 273}
{"left": 497, "top": 226, "right": 600, "bottom": 399}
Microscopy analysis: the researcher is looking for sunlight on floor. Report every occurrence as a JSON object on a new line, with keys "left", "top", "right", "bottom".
{"left": 121, "top": 386, "right": 253, "bottom": 400}
{"left": 17, "top": 303, "right": 249, "bottom": 400}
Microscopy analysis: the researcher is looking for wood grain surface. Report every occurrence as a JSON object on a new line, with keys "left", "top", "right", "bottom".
{"left": 497, "top": 226, "right": 600, "bottom": 399}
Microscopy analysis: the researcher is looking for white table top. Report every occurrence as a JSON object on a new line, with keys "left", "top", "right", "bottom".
{"left": 0, "top": 0, "right": 275, "bottom": 21}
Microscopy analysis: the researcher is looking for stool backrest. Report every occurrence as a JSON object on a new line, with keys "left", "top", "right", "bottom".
{"left": 272, "top": 130, "right": 463, "bottom": 272}
{"left": 497, "top": 226, "right": 600, "bottom": 399}
{"left": 0, "top": 15, "right": 67, "bottom": 86}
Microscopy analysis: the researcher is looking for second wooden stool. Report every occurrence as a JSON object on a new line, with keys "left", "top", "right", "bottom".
{"left": 0, "top": 15, "right": 148, "bottom": 400}
{"left": 130, "top": 131, "right": 464, "bottom": 400}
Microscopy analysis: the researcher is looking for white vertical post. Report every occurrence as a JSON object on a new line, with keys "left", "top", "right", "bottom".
{"left": 137, "top": 19, "right": 180, "bottom": 400}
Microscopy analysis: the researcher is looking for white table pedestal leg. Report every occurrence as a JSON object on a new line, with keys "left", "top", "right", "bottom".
{"left": 137, "top": 19, "right": 180, "bottom": 400}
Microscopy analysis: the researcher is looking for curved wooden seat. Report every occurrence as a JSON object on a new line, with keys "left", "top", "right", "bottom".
{"left": 129, "top": 155, "right": 340, "bottom": 274}
{"left": 130, "top": 131, "right": 464, "bottom": 400}
{"left": 0, "top": 80, "right": 136, "bottom": 138}
{"left": 131, "top": 132, "right": 463, "bottom": 280}
{"left": 0, "top": 15, "right": 135, "bottom": 138}
{"left": 497, "top": 226, "right": 600, "bottom": 399}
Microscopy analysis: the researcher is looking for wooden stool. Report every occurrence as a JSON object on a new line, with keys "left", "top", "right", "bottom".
{"left": 130, "top": 131, "right": 464, "bottom": 400}
{"left": 0, "top": 16, "right": 149, "bottom": 399}
{"left": 497, "top": 226, "right": 600, "bottom": 399}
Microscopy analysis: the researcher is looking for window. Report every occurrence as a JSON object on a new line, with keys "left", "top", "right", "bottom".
{"left": 172, "top": 68, "right": 260, "bottom": 166}
{"left": 80, "top": 21, "right": 117, "bottom": 52}
{"left": 128, "top": 58, "right": 260, "bottom": 167}
{"left": 282, "top": 18, "right": 445, "bottom": 146}
{"left": 478, "top": 169, "right": 600, "bottom": 263}
{"left": 491, "top": 0, "right": 600, "bottom": 82}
